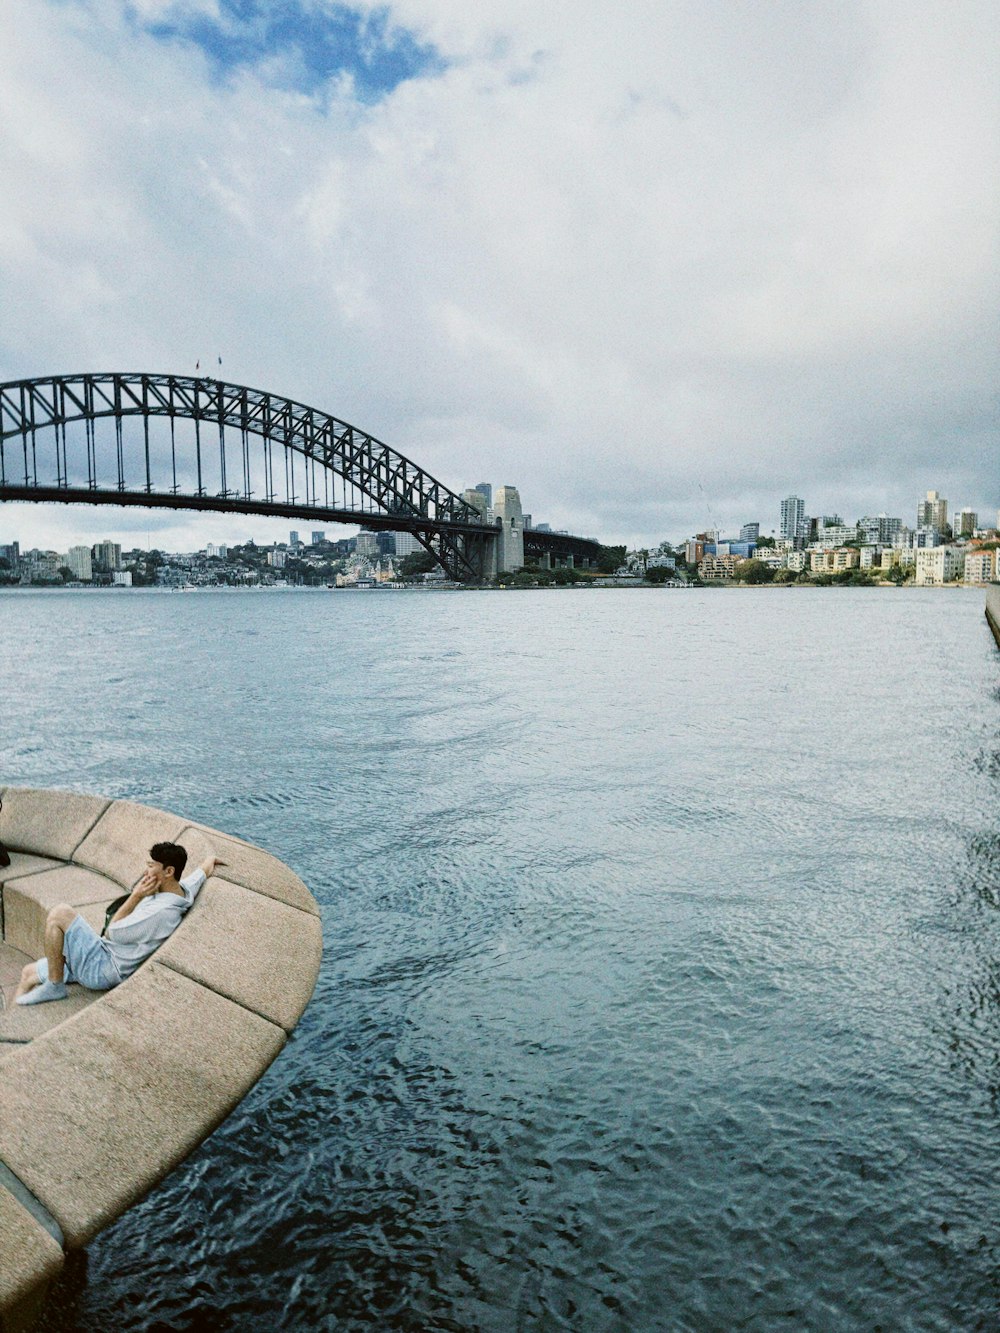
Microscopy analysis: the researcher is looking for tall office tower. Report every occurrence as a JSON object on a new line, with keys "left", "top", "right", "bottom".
{"left": 311, "top": 530, "right": 326, "bottom": 545}
{"left": 474, "top": 483, "right": 492, "bottom": 510}
{"left": 67, "top": 546, "right": 93, "bottom": 581}
{"left": 780, "top": 496, "right": 804, "bottom": 541}
{"left": 91, "top": 540, "right": 122, "bottom": 571}
{"left": 740, "top": 523, "right": 760, "bottom": 542}
{"left": 917, "top": 490, "right": 948, "bottom": 530}
{"left": 393, "top": 531, "right": 421, "bottom": 556}
{"left": 954, "top": 508, "right": 977, "bottom": 537}
{"left": 289, "top": 530, "right": 301, "bottom": 547}
{"left": 355, "top": 531, "right": 378, "bottom": 557}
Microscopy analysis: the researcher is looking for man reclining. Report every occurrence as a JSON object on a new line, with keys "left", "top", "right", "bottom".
{"left": 15, "top": 841, "right": 224, "bottom": 1006}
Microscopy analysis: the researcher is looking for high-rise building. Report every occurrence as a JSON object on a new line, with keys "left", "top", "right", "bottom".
{"left": 917, "top": 490, "right": 948, "bottom": 531}
{"left": 66, "top": 546, "right": 93, "bottom": 581}
{"left": 289, "top": 530, "right": 301, "bottom": 547}
{"left": 355, "top": 531, "right": 379, "bottom": 557}
{"left": 954, "top": 508, "right": 977, "bottom": 537}
{"left": 859, "top": 515, "right": 902, "bottom": 545}
{"left": 393, "top": 531, "right": 422, "bottom": 556}
{"left": 740, "top": 523, "right": 760, "bottom": 542}
{"left": 311, "top": 531, "right": 326, "bottom": 545}
{"left": 780, "top": 496, "right": 804, "bottom": 541}
{"left": 474, "top": 483, "right": 492, "bottom": 510}
{"left": 91, "top": 540, "right": 122, "bottom": 571}
{"left": 0, "top": 542, "right": 20, "bottom": 571}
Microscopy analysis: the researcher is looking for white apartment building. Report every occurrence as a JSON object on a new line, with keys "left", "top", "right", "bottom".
{"left": 392, "top": 531, "right": 422, "bottom": 557}
{"left": 67, "top": 546, "right": 93, "bottom": 581}
{"left": 914, "top": 546, "right": 964, "bottom": 585}
{"left": 964, "top": 550, "right": 996, "bottom": 585}
{"left": 813, "top": 524, "right": 858, "bottom": 547}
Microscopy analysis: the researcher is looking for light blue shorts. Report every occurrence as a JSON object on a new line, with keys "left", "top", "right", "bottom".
{"left": 36, "top": 914, "right": 122, "bottom": 991}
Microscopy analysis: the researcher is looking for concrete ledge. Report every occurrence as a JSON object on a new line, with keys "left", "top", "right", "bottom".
{"left": 986, "top": 586, "right": 1000, "bottom": 651}
{"left": 0, "top": 1186, "right": 63, "bottom": 1333}
{"left": 0, "top": 788, "right": 322, "bottom": 1326}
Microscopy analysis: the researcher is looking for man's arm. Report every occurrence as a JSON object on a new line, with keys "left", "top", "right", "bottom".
{"left": 110, "top": 856, "right": 226, "bottom": 925}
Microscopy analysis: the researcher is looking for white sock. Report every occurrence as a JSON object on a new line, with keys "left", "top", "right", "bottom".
{"left": 17, "top": 979, "right": 68, "bottom": 1006}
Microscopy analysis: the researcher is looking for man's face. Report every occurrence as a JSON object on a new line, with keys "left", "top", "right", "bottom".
{"left": 145, "top": 858, "right": 176, "bottom": 891}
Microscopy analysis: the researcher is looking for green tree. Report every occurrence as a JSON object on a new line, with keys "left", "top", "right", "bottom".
{"left": 645, "top": 565, "right": 675, "bottom": 584}
{"left": 400, "top": 551, "right": 437, "bottom": 578}
{"left": 735, "top": 558, "right": 775, "bottom": 585}
{"left": 596, "top": 544, "right": 626, "bottom": 574}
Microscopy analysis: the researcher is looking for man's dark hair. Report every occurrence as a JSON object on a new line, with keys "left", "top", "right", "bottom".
{"left": 150, "top": 842, "right": 188, "bottom": 879}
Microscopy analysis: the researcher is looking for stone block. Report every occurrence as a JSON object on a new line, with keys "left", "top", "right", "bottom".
{"left": 0, "top": 1185, "right": 64, "bottom": 1333}
{"left": 73, "top": 800, "right": 186, "bottom": 889}
{"left": 0, "top": 962, "right": 286, "bottom": 1248}
{"left": 0, "top": 943, "right": 33, "bottom": 990}
{"left": 0, "top": 788, "right": 109, "bottom": 861}
{"left": 0, "top": 984, "right": 101, "bottom": 1044}
{"left": 0, "top": 853, "right": 61, "bottom": 887}
{"left": 2, "top": 866, "right": 121, "bottom": 960}
{"left": 185, "top": 827, "right": 317, "bottom": 915}
{"left": 156, "top": 877, "right": 322, "bottom": 1032}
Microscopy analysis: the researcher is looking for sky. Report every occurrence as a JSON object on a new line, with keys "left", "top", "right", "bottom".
{"left": 1, "top": 0, "right": 997, "bottom": 553}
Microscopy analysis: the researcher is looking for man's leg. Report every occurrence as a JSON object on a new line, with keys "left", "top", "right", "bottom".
{"left": 14, "top": 961, "right": 41, "bottom": 1000}
{"left": 16, "top": 904, "right": 75, "bottom": 1006}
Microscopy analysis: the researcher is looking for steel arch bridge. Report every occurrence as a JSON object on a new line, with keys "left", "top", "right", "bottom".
{"left": 0, "top": 371, "right": 504, "bottom": 580}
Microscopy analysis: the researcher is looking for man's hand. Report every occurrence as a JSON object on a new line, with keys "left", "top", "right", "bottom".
{"left": 201, "top": 855, "right": 228, "bottom": 878}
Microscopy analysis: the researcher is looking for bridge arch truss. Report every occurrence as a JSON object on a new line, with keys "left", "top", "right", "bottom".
{"left": 0, "top": 372, "right": 493, "bottom": 581}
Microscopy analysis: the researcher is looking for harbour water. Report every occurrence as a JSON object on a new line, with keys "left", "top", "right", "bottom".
{"left": 3, "top": 586, "right": 999, "bottom": 1331}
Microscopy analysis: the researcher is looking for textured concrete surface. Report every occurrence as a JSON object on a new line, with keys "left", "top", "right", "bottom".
{"left": 156, "top": 876, "right": 323, "bottom": 1031}
{"left": 0, "top": 789, "right": 109, "bottom": 862}
{"left": 0, "top": 853, "right": 61, "bottom": 888}
{"left": 0, "top": 1185, "right": 64, "bottom": 1333}
{"left": 0, "top": 961, "right": 286, "bottom": 1248}
{"left": 2, "top": 865, "right": 121, "bottom": 959}
{"left": 0, "top": 985, "right": 101, "bottom": 1045}
{"left": 73, "top": 800, "right": 187, "bottom": 888}
{"left": 186, "top": 826, "right": 318, "bottom": 914}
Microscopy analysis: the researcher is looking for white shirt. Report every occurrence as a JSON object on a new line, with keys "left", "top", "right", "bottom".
{"left": 105, "top": 868, "right": 206, "bottom": 980}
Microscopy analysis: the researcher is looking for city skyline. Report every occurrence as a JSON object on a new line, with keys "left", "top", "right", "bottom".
{"left": 1, "top": 3, "right": 996, "bottom": 550}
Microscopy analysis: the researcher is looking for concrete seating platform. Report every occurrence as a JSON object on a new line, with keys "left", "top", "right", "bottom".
{"left": 0, "top": 787, "right": 322, "bottom": 1332}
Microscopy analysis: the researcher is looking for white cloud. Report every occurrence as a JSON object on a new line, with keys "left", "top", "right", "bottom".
{"left": 0, "top": 0, "right": 997, "bottom": 553}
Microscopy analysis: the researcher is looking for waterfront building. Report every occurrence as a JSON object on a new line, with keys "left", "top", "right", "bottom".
{"left": 785, "top": 551, "right": 808, "bottom": 572}
{"left": 740, "top": 523, "right": 760, "bottom": 542}
{"left": 859, "top": 546, "right": 880, "bottom": 569}
{"left": 880, "top": 549, "right": 905, "bottom": 570}
{"left": 91, "top": 540, "right": 122, "bottom": 572}
{"left": 954, "top": 508, "right": 978, "bottom": 538}
{"left": 780, "top": 496, "right": 804, "bottom": 541}
{"left": 917, "top": 491, "right": 948, "bottom": 531}
{"left": 914, "top": 546, "right": 964, "bottom": 585}
{"left": 963, "top": 550, "right": 995, "bottom": 584}
{"left": 810, "top": 547, "right": 860, "bottom": 573}
{"left": 698, "top": 555, "right": 739, "bottom": 580}
{"left": 67, "top": 546, "right": 93, "bottom": 581}
{"left": 111, "top": 570, "right": 133, "bottom": 587}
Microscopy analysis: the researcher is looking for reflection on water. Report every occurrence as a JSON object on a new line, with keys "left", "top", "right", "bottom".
{"left": 2, "top": 586, "right": 999, "bottom": 1332}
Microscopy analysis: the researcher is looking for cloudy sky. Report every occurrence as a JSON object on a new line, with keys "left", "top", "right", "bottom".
{"left": 1, "top": 0, "right": 997, "bottom": 552}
